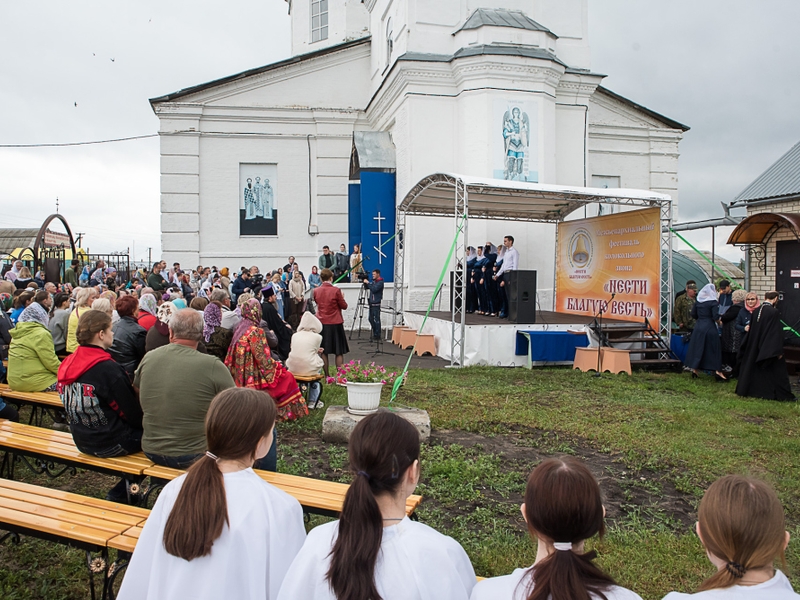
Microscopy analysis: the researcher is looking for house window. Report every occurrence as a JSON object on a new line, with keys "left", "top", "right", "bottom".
{"left": 311, "top": 0, "right": 328, "bottom": 43}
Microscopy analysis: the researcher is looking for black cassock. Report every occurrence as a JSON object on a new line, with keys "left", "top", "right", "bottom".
{"left": 735, "top": 303, "right": 795, "bottom": 401}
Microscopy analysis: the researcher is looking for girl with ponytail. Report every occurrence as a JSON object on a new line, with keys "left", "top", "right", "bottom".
{"left": 663, "top": 475, "right": 797, "bottom": 599}
{"left": 277, "top": 410, "right": 476, "bottom": 600}
{"left": 471, "top": 457, "right": 641, "bottom": 600}
{"left": 118, "top": 388, "right": 306, "bottom": 600}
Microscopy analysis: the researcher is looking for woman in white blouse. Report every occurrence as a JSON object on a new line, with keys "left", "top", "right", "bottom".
{"left": 471, "top": 457, "right": 642, "bottom": 600}
{"left": 118, "top": 388, "right": 306, "bottom": 600}
{"left": 278, "top": 410, "right": 476, "bottom": 600}
{"left": 662, "top": 475, "right": 798, "bottom": 599}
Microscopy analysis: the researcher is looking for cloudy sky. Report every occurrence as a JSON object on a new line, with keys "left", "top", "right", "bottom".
{"left": 1, "top": 0, "right": 798, "bottom": 262}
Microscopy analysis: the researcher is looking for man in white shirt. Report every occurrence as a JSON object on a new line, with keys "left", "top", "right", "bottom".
{"left": 493, "top": 235, "right": 519, "bottom": 319}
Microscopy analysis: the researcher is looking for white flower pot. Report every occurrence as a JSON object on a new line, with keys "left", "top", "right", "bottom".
{"left": 345, "top": 382, "right": 384, "bottom": 415}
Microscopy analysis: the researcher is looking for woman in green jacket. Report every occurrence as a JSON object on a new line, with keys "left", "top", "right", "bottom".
{"left": 8, "top": 298, "right": 61, "bottom": 392}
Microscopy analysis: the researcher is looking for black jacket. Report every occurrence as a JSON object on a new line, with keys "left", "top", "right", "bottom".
{"left": 367, "top": 278, "right": 384, "bottom": 306}
{"left": 109, "top": 316, "right": 147, "bottom": 377}
{"left": 59, "top": 352, "right": 143, "bottom": 454}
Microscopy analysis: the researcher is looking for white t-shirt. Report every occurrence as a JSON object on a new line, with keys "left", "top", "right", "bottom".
{"left": 470, "top": 567, "right": 643, "bottom": 600}
{"left": 118, "top": 468, "right": 306, "bottom": 600}
{"left": 662, "top": 570, "right": 799, "bottom": 599}
{"left": 277, "top": 516, "right": 476, "bottom": 600}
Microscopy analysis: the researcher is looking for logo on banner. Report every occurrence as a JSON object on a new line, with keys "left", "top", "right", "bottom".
{"left": 567, "top": 228, "right": 593, "bottom": 276}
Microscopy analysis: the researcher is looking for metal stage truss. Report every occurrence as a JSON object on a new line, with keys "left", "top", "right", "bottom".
{"left": 394, "top": 173, "right": 674, "bottom": 367}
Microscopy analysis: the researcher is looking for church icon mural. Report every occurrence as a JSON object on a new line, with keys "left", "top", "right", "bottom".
{"left": 239, "top": 163, "right": 278, "bottom": 236}
{"left": 493, "top": 99, "right": 538, "bottom": 182}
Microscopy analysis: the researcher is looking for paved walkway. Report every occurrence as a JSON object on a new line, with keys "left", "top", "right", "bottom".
{"left": 341, "top": 334, "right": 449, "bottom": 371}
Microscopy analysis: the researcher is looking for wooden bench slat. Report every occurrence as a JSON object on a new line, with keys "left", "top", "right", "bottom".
{"left": 0, "top": 479, "right": 150, "bottom": 518}
{"left": 0, "top": 497, "right": 143, "bottom": 535}
{"left": 0, "top": 505, "right": 122, "bottom": 547}
{"left": 0, "top": 488, "right": 149, "bottom": 528}
{"left": 107, "top": 531, "right": 140, "bottom": 553}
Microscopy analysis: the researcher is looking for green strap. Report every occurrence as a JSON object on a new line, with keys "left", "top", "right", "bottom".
{"left": 391, "top": 216, "right": 466, "bottom": 403}
{"left": 333, "top": 231, "right": 399, "bottom": 284}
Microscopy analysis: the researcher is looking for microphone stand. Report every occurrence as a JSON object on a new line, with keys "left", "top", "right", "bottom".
{"left": 593, "top": 293, "right": 615, "bottom": 377}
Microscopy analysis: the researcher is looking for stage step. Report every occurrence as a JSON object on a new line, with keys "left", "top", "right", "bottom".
{"left": 592, "top": 317, "right": 682, "bottom": 371}
{"left": 630, "top": 358, "right": 683, "bottom": 370}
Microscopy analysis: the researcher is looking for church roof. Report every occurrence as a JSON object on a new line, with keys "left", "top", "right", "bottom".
{"left": 731, "top": 140, "right": 800, "bottom": 204}
{"left": 455, "top": 8, "right": 556, "bottom": 36}
{"left": 400, "top": 44, "right": 566, "bottom": 66}
{"left": 595, "top": 87, "right": 690, "bottom": 132}
{"left": 149, "top": 37, "right": 371, "bottom": 105}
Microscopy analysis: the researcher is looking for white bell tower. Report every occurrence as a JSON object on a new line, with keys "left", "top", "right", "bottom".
{"left": 286, "top": 0, "right": 370, "bottom": 57}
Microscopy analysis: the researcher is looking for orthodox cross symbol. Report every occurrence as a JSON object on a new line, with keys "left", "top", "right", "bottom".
{"left": 372, "top": 212, "right": 388, "bottom": 264}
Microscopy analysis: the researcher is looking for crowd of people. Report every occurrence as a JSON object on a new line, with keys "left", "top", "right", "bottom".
{"left": 0, "top": 253, "right": 377, "bottom": 498}
{"left": 674, "top": 279, "right": 796, "bottom": 401}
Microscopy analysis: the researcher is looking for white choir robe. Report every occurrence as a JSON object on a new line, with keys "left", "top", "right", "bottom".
{"left": 470, "top": 567, "right": 643, "bottom": 600}
{"left": 117, "top": 468, "right": 306, "bottom": 600}
{"left": 277, "top": 516, "right": 476, "bottom": 600}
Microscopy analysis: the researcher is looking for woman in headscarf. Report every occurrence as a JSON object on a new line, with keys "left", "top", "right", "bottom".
{"left": 350, "top": 243, "right": 365, "bottom": 282}
{"left": 270, "top": 273, "right": 286, "bottom": 318}
{"left": 483, "top": 243, "right": 499, "bottom": 316}
{"left": 8, "top": 299, "right": 61, "bottom": 392}
{"left": 203, "top": 302, "right": 233, "bottom": 361}
{"left": 219, "top": 267, "right": 231, "bottom": 290}
{"left": 308, "top": 265, "right": 322, "bottom": 290}
{"left": 145, "top": 301, "right": 176, "bottom": 352}
{"left": 720, "top": 288, "right": 747, "bottom": 374}
{"left": 4, "top": 260, "right": 22, "bottom": 283}
{"left": 735, "top": 291, "right": 759, "bottom": 336}
{"left": 473, "top": 246, "right": 488, "bottom": 314}
{"left": 261, "top": 285, "right": 293, "bottom": 361}
{"left": 736, "top": 291, "right": 796, "bottom": 401}
{"left": 684, "top": 283, "right": 727, "bottom": 381}
{"left": 137, "top": 293, "right": 158, "bottom": 331}
{"left": 225, "top": 298, "right": 307, "bottom": 422}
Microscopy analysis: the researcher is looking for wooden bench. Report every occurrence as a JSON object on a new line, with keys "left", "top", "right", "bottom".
{"left": 0, "top": 420, "right": 423, "bottom": 519}
{"left": 0, "top": 383, "right": 64, "bottom": 426}
{"left": 143, "top": 464, "right": 423, "bottom": 519}
{"left": 0, "top": 478, "right": 149, "bottom": 600}
{"left": 292, "top": 373, "right": 325, "bottom": 409}
{"left": 0, "top": 420, "right": 152, "bottom": 486}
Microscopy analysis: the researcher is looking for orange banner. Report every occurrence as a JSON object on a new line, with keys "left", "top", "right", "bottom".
{"left": 555, "top": 208, "right": 660, "bottom": 323}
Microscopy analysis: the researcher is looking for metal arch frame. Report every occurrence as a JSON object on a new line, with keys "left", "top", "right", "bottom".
{"left": 394, "top": 174, "right": 675, "bottom": 367}
{"left": 32, "top": 213, "right": 78, "bottom": 275}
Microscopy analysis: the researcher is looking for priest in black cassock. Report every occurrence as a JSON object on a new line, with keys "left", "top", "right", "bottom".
{"left": 736, "top": 291, "right": 796, "bottom": 401}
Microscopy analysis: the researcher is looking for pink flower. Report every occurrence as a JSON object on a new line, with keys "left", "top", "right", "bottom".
{"left": 326, "top": 377, "right": 335, "bottom": 384}
{"left": 381, "top": 380, "right": 387, "bottom": 385}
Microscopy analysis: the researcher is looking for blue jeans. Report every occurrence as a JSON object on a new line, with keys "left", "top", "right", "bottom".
{"left": 253, "top": 429, "right": 278, "bottom": 472}
{"left": 369, "top": 304, "right": 381, "bottom": 339}
{"left": 145, "top": 451, "right": 204, "bottom": 470}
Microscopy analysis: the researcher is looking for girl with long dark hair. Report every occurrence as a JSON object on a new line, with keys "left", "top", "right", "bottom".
{"left": 278, "top": 410, "right": 476, "bottom": 600}
{"left": 118, "top": 388, "right": 306, "bottom": 600}
{"left": 471, "top": 457, "right": 641, "bottom": 600}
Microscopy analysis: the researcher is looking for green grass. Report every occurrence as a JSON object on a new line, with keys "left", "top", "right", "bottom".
{"left": 1, "top": 368, "right": 798, "bottom": 599}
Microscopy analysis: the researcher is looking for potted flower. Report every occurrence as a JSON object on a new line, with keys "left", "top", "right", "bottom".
{"left": 327, "top": 360, "right": 398, "bottom": 415}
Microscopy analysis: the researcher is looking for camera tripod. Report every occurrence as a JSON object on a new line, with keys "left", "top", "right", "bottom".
{"left": 349, "top": 284, "right": 369, "bottom": 340}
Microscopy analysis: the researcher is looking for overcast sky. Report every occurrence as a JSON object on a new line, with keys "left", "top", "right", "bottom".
{"left": 2, "top": 0, "right": 799, "bottom": 262}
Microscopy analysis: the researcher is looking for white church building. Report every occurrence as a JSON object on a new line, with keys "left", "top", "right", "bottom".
{"left": 151, "top": 0, "right": 688, "bottom": 310}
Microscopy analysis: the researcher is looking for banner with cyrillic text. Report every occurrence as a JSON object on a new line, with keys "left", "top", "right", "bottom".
{"left": 555, "top": 207, "right": 660, "bottom": 324}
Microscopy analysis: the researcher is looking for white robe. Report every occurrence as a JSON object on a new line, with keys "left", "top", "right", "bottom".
{"left": 117, "top": 468, "right": 306, "bottom": 600}
{"left": 662, "top": 570, "right": 800, "bottom": 599}
{"left": 470, "top": 567, "right": 643, "bottom": 600}
{"left": 277, "top": 516, "right": 476, "bottom": 600}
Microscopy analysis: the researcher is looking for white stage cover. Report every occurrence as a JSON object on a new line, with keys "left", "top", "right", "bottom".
{"left": 403, "top": 312, "right": 591, "bottom": 367}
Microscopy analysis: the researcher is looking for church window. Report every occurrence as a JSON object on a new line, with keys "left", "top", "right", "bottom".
{"left": 385, "top": 18, "right": 393, "bottom": 67}
{"left": 311, "top": 0, "right": 328, "bottom": 43}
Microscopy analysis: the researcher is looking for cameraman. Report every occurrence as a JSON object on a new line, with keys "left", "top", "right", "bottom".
{"left": 230, "top": 269, "right": 251, "bottom": 305}
{"left": 365, "top": 269, "right": 384, "bottom": 341}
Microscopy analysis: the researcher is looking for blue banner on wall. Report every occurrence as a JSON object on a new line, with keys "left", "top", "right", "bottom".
{"left": 348, "top": 183, "right": 361, "bottom": 254}
{"left": 357, "top": 171, "right": 396, "bottom": 283}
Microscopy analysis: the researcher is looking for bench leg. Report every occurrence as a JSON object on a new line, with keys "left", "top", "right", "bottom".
{"left": 15, "top": 455, "right": 76, "bottom": 479}
{"left": 85, "top": 548, "right": 110, "bottom": 600}
{"left": 106, "top": 549, "right": 131, "bottom": 600}
{"left": 0, "top": 530, "right": 20, "bottom": 545}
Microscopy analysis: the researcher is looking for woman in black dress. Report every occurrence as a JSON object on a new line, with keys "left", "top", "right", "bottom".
{"left": 684, "top": 283, "right": 727, "bottom": 381}
{"left": 736, "top": 291, "right": 795, "bottom": 401}
{"left": 720, "top": 288, "right": 746, "bottom": 374}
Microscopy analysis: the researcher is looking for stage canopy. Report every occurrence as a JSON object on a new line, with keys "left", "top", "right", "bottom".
{"left": 399, "top": 173, "right": 672, "bottom": 222}
{"left": 394, "top": 173, "right": 674, "bottom": 366}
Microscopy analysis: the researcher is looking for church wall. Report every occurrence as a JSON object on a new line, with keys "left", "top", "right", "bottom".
{"left": 291, "top": 0, "right": 369, "bottom": 58}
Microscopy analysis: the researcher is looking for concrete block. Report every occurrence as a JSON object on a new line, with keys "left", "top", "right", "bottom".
{"left": 322, "top": 406, "right": 430, "bottom": 444}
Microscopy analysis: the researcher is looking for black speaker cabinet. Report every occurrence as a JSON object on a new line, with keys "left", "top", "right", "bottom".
{"left": 507, "top": 270, "right": 537, "bottom": 324}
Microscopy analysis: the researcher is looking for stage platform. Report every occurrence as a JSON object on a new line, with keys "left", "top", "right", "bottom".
{"left": 403, "top": 310, "right": 628, "bottom": 367}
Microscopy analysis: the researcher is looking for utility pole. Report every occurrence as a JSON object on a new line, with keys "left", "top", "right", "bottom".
{"left": 75, "top": 233, "right": 85, "bottom": 247}
{"left": 148, "top": 247, "right": 152, "bottom": 267}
